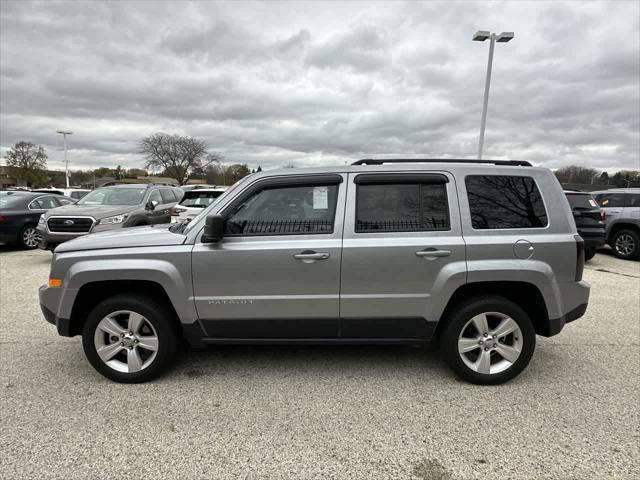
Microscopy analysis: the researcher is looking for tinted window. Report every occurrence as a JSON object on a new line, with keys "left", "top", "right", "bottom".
{"left": 566, "top": 193, "right": 598, "bottom": 209}
{"left": 595, "top": 193, "right": 626, "bottom": 208}
{"left": 0, "top": 193, "right": 29, "bottom": 208}
{"left": 180, "top": 191, "right": 224, "bottom": 208}
{"left": 356, "top": 183, "right": 449, "bottom": 232}
{"left": 225, "top": 184, "right": 338, "bottom": 235}
{"left": 70, "top": 191, "right": 88, "bottom": 200}
{"left": 466, "top": 175, "right": 548, "bottom": 229}
{"left": 629, "top": 194, "right": 640, "bottom": 207}
{"left": 161, "top": 189, "right": 176, "bottom": 204}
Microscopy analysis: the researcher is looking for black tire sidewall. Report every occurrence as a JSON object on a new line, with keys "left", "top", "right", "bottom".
{"left": 584, "top": 247, "right": 596, "bottom": 261}
{"left": 82, "top": 295, "right": 178, "bottom": 383}
{"left": 611, "top": 229, "right": 640, "bottom": 260}
{"left": 18, "top": 224, "right": 38, "bottom": 249}
{"left": 441, "top": 296, "right": 536, "bottom": 385}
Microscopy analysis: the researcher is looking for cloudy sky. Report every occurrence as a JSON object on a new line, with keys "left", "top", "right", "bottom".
{"left": 1, "top": 0, "right": 639, "bottom": 173}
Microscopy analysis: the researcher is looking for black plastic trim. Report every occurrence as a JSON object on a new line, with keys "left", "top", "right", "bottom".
{"left": 354, "top": 173, "right": 448, "bottom": 185}
{"left": 542, "top": 303, "right": 588, "bottom": 337}
{"left": 200, "top": 338, "right": 428, "bottom": 346}
{"left": 201, "top": 318, "right": 339, "bottom": 338}
{"left": 341, "top": 317, "right": 437, "bottom": 339}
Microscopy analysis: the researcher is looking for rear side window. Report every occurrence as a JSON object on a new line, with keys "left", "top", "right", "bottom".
{"left": 160, "top": 189, "right": 176, "bottom": 204}
{"left": 629, "top": 194, "right": 640, "bottom": 207}
{"left": 356, "top": 183, "right": 450, "bottom": 233}
{"left": 466, "top": 175, "right": 548, "bottom": 229}
{"left": 595, "top": 193, "right": 626, "bottom": 208}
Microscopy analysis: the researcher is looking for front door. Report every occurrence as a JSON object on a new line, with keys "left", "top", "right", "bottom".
{"left": 191, "top": 174, "right": 346, "bottom": 338}
{"left": 339, "top": 171, "right": 466, "bottom": 338}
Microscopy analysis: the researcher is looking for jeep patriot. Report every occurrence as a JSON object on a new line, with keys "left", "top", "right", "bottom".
{"left": 39, "top": 159, "right": 590, "bottom": 384}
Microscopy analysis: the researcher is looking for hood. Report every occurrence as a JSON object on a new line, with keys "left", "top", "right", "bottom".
{"left": 54, "top": 224, "right": 186, "bottom": 253}
{"left": 45, "top": 203, "right": 139, "bottom": 220}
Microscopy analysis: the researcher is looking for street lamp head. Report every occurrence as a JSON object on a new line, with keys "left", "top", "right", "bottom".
{"left": 496, "top": 32, "right": 514, "bottom": 43}
{"left": 56, "top": 130, "right": 73, "bottom": 135}
{"left": 473, "top": 30, "right": 491, "bottom": 42}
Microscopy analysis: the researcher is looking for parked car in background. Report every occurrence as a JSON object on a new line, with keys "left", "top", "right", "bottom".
{"left": 0, "top": 191, "right": 75, "bottom": 249}
{"left": 37, "top": 183, "right": 182, "bottom": 250}
{"left": 592, "top": 188, "right": 640, "bottom": 260}
{"left": 564, "top": 191, "right": 605, "bottom": 261}
{"left": 39, "top": 159, "right": 590, "bottom": 385}
{"left": 172, "top": 187, "right": 227, "bottom": 222}
{"left": 180, "top": 184, "right": 217, "bottom": 192}
{"left": 32, "top": 188, "right": 91, "bottom": 200}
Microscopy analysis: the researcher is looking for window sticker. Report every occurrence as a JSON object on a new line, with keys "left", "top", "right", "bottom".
{"left": 589, "top": 199, "right": 598, "bottom": 207}
{"left": 313, "top": 186, "right": 329, "bottom": 209}
{"left": 602, "top": 199, "right": 609, "bottom": 205}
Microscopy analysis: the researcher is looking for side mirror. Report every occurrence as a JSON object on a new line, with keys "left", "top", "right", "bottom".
{"left": 202, "top": 214, "right": 225, "bottom": 243}
{"left": 146, "top": 200, "right": 159, "bottom": 211}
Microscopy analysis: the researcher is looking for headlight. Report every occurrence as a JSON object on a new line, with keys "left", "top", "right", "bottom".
{"left": 38, "top": 215, "right": 45, "bottom": 225}
{"left": 98, "top": 214, "right": 128, "bottom": 225}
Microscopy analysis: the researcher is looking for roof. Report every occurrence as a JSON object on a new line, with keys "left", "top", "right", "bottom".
{"left": 591, "top": 188, "right": 640, "bottom": 194}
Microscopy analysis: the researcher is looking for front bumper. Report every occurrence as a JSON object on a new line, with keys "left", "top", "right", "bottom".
{"left": 39, "top": 284, "right": 73, "bottom": 336}
{"left": 36, "top": 225, "right": 84, "bottom": 250}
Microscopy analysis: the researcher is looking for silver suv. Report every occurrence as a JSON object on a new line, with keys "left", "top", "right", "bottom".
{"left": 592, "top": 188, "right": 640, "bottom": 260}
{"left": 37, "top": 183, "right": 183, "bottom": 250}
{"left": 39, "top": 160, "right": 590, "bottom": 385}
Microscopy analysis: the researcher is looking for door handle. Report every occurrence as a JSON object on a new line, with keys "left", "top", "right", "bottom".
{"left": 293, "top": 251, "right": 330, "bottom": 262}
{"left": 415, "top": 248, "right": 451, "bottom": 259}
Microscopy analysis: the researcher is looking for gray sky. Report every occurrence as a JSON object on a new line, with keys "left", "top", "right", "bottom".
{"left": 1, "top": 0, "right": 639, "bottom": 173}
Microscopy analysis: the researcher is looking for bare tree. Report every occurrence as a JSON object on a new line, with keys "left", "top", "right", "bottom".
{"left": 4, "top": 141, "right": 49, "bottom": 187}
{"left": 139, "top": 133, "right": 222, "bottom": 185}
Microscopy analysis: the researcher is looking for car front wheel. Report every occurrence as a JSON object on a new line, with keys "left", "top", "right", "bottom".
{"left": 82, "top": 294, "right": 178, "bottom": 383}
{"left": 440, "top": 296, "right": 536, "bottom": 385}
{"left": 18, "top": 224, "right": 40, "bottom": 249}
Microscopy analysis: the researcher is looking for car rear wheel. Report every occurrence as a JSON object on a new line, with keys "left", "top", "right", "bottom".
{"left": 611, "top": 229, "right": 639, "bottom": 260}
{"left": 440, "top": 296, "right": 536, "bottom": 385}
{"left": 17, "top": 224, "right": 41, "bottom": 249}
{"left": 584, "top": 247, "right": 596, "bottom": 261}
{"left": 82, "top": 294, "right": 178, "bottom": 383}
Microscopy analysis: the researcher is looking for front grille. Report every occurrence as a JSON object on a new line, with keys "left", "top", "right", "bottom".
{"left": 47, "top": 217, "right": 94, "bottom": 233}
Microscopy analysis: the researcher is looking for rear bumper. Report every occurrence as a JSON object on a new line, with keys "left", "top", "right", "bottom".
{"left": 543, "top": 303, "right": 588, "bottom": 337}
{"left": 578, "top": 228, "right": 606, "bottom": 250}
{"left": 541, "top": 280, "right": 591, "bottom": 337}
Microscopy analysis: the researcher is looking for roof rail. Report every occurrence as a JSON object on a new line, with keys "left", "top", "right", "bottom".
{"left": 146, "top": 182, "right": 178, "bottom": 187}
{"left": 351, "top": 158, "right": 532, "bottom": 167}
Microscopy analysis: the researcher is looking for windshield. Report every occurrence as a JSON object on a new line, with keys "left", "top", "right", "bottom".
{"left": 78, "top": 187, "right": 146, "bottom": 206}
{"left": 566, "top": 193, "right": 598, "bottom": 209}
{"left": 179, "top": 191, "right": 225, "bottom": 208}
{"left": 181, "top": 177, "right": 252, "bottom": 234}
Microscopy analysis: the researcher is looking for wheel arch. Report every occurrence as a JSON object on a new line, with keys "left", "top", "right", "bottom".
{"left": 607, "top": 221, "right": 640, "bottom": 242}
{"left": 433, "top": 281, "right": 550, "bottom": 339}
{"left": 68, "top": 280, "right": 181, "bottom": 337}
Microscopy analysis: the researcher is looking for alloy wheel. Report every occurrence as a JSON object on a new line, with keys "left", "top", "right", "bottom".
{"left": 457, "top": 312, "right": 523, "bottom": 375}
{"left": 614, "top": 233, "right": 635, "bottom": 257}
{"left": 22, "top": 227, "right": 41, "bottom": 248}
{"left": 93, "top": 310, "right": 159, "bottom": 373}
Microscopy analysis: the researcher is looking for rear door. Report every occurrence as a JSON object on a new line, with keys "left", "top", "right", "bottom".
{"left": 339, "top": 171, "right": 466, "bottom": 339}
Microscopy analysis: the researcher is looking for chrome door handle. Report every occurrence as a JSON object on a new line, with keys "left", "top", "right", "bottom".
{"left": 293, "top": 251, "right": 330, "bottom": 262}
{"left": 416, "top": 249, "right": 451, "bottom": 259}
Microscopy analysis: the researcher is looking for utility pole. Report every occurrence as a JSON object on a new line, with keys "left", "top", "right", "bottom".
{"left": 472, "top": 31, "right": 514, "bottom": 159}
{"left": 56, "top": 130, "right": 73, "bottom": 188}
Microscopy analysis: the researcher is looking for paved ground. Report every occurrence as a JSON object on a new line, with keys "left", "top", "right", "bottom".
{"left": 0, "top": 247, "right": 638, "bottom": 480}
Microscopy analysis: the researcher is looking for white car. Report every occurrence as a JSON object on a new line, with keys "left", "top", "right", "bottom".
{"left": 32, "top": 188, "right": 91, "bottom": 200}
{"left": 172, "top": 187, "right": 227, "bottom": 222}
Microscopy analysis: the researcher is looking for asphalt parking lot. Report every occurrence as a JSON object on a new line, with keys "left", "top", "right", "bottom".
{"left": 0, "top": 247, "right": 638, "bottom": 480}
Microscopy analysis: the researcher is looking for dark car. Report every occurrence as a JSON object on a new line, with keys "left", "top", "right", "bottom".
{"left": 564, "top": 190, "right": 605, "bottom": 260}
{"left": 0, "top": 191, "right": 75, "bottom": 249}
{"left": 37, "top": 183, "right": 183, "bottom": 250}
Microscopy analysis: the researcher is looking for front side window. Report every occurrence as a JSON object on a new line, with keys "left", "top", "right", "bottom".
{"left": 356, "top": 183, "right": 450, "bottom": 233}
{"left": 161, "top": 189, "right": 176, "bottom": 204}
{"left": 225, "top": 184, "right": 339, "bottom": 235}
{"left": 148, "top": 190, "right": 162, "bottom": 205}
{"left": 78, "top": 187, "right": 146, "bottom": 206}
{"left": 31, "top": 196, "right": 59, "bottom": 210}
{"left": 466, "top": 175, "right": 548, "bottom": 229}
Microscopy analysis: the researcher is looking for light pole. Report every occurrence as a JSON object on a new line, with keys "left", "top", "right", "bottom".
{"left": 473, "top": 30, "right": 514, "bottom": 159}
{"left": 56, "top": 130, "right": 73, "bottom": 188}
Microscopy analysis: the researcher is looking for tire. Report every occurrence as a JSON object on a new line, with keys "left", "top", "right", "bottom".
{"left": 584, "top": 247, "right": 596, "bottom": 261}
{"left": 610, "top": 229, "right": 640, "bottom": 260}
{"left": 440, "top": 296, "right": 536, "bottom": 385}
{"left": 82, "top": 294, "right": 179, "bottom": 383}
{"left": 17, "top": 224, "right": 40, "bottom": 249}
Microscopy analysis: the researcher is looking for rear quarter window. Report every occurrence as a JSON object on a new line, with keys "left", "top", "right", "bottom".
{"left": 465, "top": 175, "right": 548, "bottom": 229}
{"left": 566, "top": 193, "right": 598, "bottom": 209}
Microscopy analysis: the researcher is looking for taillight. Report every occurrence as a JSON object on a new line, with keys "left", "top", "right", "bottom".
{"left": 575, "top": 234, "right": 585, "bottom": 281}
{"left": 0, "top": 215, "right": 6, "bottom": 223}
{"left": 600, "top": 211, "right": 606, "bottom": 221}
